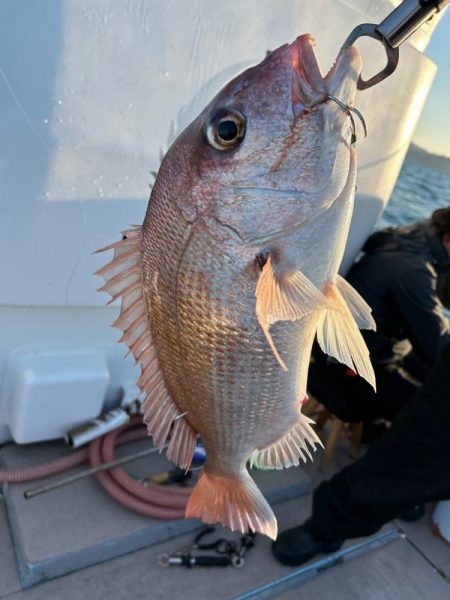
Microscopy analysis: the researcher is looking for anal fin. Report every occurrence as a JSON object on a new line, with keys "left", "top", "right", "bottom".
{"left": 250, "top": 414, "right": 323, "bottom": 470}
{"left": 95, "top": 226, "right": 197, "bottom": 468}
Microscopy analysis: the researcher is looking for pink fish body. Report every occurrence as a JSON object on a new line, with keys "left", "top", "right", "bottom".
{"left": 97, "top": 35, "right": 375, "bottom": 539}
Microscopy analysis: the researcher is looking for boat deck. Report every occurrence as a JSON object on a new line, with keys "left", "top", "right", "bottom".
{"left": 1, "top": 437, "right": 449, "bottom": 599}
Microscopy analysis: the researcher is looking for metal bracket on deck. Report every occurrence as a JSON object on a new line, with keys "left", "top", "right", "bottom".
{"left": 235, "top": 528, "right": 401, "bottom": 600}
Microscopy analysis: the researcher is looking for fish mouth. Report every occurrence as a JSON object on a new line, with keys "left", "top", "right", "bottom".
{"left": 290, "top": 34, "right": 361, "bottom": 114}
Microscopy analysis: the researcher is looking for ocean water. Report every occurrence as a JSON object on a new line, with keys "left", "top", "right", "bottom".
{"left": 377, "top": 160, "right": 450, "bottom": 230}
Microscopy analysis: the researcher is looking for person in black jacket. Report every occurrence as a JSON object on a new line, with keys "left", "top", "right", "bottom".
{"left": 272, "top": 341, "right": 450, "bottom": 566}
{"left": 307, "top": 206, "right": 450, "bottom": 426}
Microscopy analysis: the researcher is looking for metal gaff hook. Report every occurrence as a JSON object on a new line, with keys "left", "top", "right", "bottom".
{"left": 342, "top": 0, "right": 450, "bottom": 91}
{"left": 341, "top": 24, "right": 399, "bottom": 91}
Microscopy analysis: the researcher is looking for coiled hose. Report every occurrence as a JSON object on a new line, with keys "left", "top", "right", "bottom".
{"left": 0, "top": 416, "right": 192, "bottom": 519}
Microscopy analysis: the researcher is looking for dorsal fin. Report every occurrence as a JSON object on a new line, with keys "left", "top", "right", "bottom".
{"left": 95, "top": 227, "right": 197, "bottom": 469}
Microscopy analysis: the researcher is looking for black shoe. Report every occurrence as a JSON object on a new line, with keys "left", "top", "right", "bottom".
{"left": 272, "top": 521, "right": 344, "bottom": 567}
{"left": 398, "top": 504, "right": 426, "bottom": 523}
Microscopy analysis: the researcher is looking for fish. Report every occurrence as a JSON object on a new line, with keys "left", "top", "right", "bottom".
{"left": 96, "top": 34, "right": 376, "bottom": 540}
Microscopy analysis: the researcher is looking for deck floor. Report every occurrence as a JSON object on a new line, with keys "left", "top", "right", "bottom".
{"left": 1, "top": 437, "right": 449, "bottom": 599}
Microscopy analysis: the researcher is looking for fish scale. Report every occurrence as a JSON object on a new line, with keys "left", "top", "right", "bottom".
{"left": 174, "top": 221, "right": 304, "bottom": 465}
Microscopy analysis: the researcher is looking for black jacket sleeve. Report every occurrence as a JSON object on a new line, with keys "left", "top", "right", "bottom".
{"left": 389, "top": 265, "right": 450, "bottom": 366}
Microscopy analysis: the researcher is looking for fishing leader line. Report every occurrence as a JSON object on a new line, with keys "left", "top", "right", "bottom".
{"left": 1, "top": 66, "right": 89, "bottom": 310}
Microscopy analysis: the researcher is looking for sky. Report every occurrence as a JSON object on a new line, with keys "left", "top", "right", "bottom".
{"left": 412, "top": 9, "right": 450, "bottom": 157}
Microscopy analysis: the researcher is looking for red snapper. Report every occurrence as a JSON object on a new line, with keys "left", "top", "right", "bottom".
{"left": 97, "top": 34, "right": 375, "bottom": 539}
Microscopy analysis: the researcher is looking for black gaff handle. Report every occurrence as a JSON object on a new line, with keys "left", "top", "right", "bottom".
{"left": 377, "top": 0, "right": 450, "bottom": 48}
{"left": 420, "top": 0, "right": 449, "bottom": 9}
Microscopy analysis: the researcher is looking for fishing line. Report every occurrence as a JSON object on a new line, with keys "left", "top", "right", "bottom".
{"left": 0, "top": 69, "right": 53, "bottom": 154}
{"left": 1, "top": 66, "right": 89, "bottom": 309}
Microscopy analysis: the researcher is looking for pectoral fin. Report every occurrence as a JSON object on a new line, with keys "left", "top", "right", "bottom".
{"left": 255, "top": 256, "right": 329, "bottom": 370}
{"left": 317, "top": 281, "right": 376, "bottom": 390}
{"left": 336, "top": 275, "right": 376, "bottom": 331}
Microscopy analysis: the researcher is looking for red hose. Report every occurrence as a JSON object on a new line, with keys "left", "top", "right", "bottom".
{"left": 0, "top": 417, "right": 192, "bottom": 520}
{"left": 89, "top": 417, "right": 191, "bottom": 519}
{"left": 0, "top": 448, "right": 88, "bottom": 483}
{"left": 0, "top": 423, "right": 145, "bottom": 483}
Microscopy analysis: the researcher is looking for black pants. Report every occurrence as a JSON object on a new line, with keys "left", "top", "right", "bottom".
{"left": 308, "top": 353, "right": 417, "bottom": 422}
{"left": 309, "top": 344, "right": 450, "bottom": 543}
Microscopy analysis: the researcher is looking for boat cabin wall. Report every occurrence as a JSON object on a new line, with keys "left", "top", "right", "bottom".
{"left": 0, "top": 0, "right": 439, "bottom": 443}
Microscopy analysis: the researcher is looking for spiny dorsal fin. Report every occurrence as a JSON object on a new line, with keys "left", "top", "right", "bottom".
{"left": 255, "top": 256, "right": 330, "bottom": 371}
{"left": 95, "top": 226, "right": 196, "bottom": 469}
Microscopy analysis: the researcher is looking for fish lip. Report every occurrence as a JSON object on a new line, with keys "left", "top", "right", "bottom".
{"left": 290, "top": 35, "right": 326, "bottom": 109}
{"left": 290, "top": 35, "right": 361, "bottom": 111}
{"left": 325, "top": 44, "right": 362, "bottom": 104}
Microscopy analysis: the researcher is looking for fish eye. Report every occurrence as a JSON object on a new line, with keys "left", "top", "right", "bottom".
{"left": 205, "top": 109, "right": 246, "bottom": 151}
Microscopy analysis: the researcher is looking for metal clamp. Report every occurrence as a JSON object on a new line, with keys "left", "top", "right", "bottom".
{"left": 231, "top": 532, "right": 255, "bottom": 569}
{"left": 157, "top": 527, "right": 256, "bottom": 569}
{"left": 342, "top": 0, "right": 450, "bottom": 90}
{"left": 342, "top": 23, "right": 399, "bottom": 91}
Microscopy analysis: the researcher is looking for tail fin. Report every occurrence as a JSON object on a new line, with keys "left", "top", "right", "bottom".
{"left": 185, "top": 469, "right": 277, "bottom": 540}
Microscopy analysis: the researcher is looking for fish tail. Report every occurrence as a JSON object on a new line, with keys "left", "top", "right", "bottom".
{"left": 185, "top": 467, "right": 277, "bottom": 540}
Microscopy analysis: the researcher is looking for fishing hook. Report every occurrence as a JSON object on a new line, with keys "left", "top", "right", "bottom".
{"left": 327, "top": 95, "right": 368, "bottom": 145}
